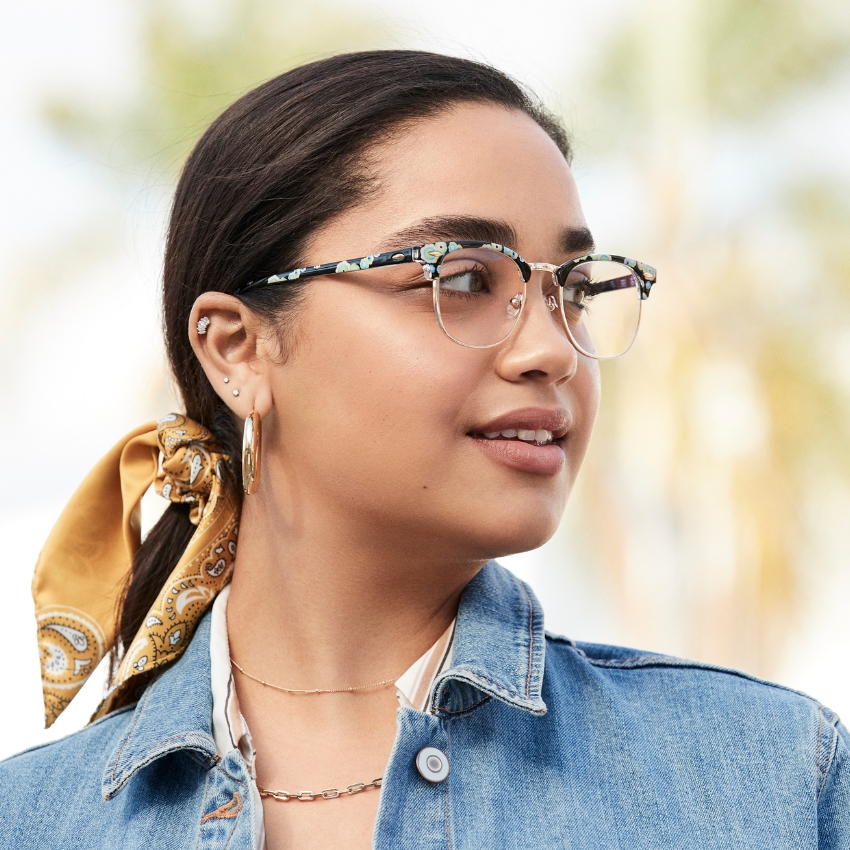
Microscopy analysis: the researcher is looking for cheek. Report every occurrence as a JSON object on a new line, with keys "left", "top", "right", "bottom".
{"left": 272, "top": 286, "right": 477, "bottom": 499}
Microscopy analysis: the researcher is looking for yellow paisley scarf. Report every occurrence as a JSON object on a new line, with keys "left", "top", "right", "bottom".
{"left": 32, "top": 414, "right": 239, "bottom": 727}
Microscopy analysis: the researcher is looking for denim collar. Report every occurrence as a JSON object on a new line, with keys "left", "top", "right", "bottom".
{"left": 431, "top": 561, "right": 547, "bottom": 717}
{"left": 102, "top": 612, "right": 219, "bottom": 799}
{"left": 102, "top": 561, "right": 546, "bottom": 797}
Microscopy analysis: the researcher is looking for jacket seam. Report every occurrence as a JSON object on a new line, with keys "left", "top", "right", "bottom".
{"left": 194, "top": 770, "right": 212, "bottom": 850}
{"left": 109, "top": 683, "right": 155, "bottom": 785}
{"left": 815, "top": 706, "right": 839, "bottom": 802}
{"left": 111, "top": 737, "right": 216, "bottom": 793}
{"left": 518, "top": 579, "right": 534, "bottom": 700}
{"left": 445, "top": 719, "right": 452, "bottom": 850}
{"left": 446, "top": 669, "right": 528, "bottom": 703}
{"left": 186, "top": 748, "right": 219, "bottom": 769}
{"left": 436, "top": 695, "right": 491, "bottom": 717}
{"left": 571, "top": 648, "right": 828, "bottom": 703}
{"left": 815, "top": 707, "right": 826, "bottom": 799}
{"left": 215, "top": 763, "right": 249, "bottom": 787}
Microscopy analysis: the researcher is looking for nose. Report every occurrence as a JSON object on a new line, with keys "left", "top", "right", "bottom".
{"left": 495, "top": 269, "right": 578, "bottom": 386}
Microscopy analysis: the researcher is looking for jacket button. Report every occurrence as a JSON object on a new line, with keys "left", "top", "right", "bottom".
{"left": 415, "top": 746, "right": 450, "bottom": 783}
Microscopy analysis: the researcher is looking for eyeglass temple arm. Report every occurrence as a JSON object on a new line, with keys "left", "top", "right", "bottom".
{"left": 237, "top": 248, "right": 422, "bottom": 294}
{"left": 581, "top": 277, "right": 641, "bottom": 297}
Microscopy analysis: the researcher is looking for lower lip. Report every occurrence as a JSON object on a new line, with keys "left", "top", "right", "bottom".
{"left": 470, "top": 437, "right": 566, "bottom": 476}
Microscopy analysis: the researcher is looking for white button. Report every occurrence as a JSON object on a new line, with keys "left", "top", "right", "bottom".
{"left": 416, "top": 746, "right": 449, "bottom": 783}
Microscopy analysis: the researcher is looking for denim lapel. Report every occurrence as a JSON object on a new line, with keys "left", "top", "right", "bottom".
{"left": 102, "top": 561, "right": 545, "bottom": 798}
{"left": 102, "top": 612, "right": 218, "bottom": 799}
{"left": 431, "top": 561, "right": 547, "bottom": 717}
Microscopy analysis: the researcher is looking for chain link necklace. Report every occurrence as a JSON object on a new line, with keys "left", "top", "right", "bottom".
{"left": 257, "top": 777, "right": 383, "bottom": 803}
{"left": 231, "top": 657, "right": 393, "bottom": 801}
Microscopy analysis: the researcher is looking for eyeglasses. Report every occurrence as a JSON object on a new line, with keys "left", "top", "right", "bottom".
{"left": 238, "top": 241, "right": 658, "bottom": 359}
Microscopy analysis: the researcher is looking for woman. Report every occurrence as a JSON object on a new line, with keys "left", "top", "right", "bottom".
{"left": 1, "top": 51, "right": 846, "bottom": 849}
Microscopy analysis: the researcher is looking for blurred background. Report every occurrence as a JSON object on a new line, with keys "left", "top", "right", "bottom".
{"left": 2, "top": 0, "right": 849, "bottom": 759}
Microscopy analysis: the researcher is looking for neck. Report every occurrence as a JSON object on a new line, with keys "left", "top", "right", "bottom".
{"left": 226, "top": 488, "right": 483, "bottom": 688}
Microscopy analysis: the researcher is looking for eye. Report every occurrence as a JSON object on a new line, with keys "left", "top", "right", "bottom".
{"left": 438, "top": 262, "right": 491, "bottom": 295}
{"left": 563, "top": 270, "right": 592, "bottom": 310}
{"left": 565, "top": 287, "right": 587, "bottom": 306}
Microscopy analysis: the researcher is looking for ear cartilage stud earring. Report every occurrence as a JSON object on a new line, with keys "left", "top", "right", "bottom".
{"left": 197, "top": 316, "right": 211, "bottom": 335}
{"left": 232, "top": 390, "right": 240, "bottom": 397}
{"left": 223, "top": 377, "right": 230, "bottom": 384}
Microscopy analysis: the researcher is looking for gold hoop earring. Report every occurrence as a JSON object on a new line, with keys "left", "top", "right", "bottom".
{"left": 242, "top": 411, "right": 262, "bottom": 495}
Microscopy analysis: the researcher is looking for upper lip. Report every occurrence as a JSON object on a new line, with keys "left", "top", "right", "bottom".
{"left": 470, "top": 407, "right": 572, "bottom": 440}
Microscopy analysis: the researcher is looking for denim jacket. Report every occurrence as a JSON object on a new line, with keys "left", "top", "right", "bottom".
{"left": 1, "top": 561, "right": 847, "bottom": 848}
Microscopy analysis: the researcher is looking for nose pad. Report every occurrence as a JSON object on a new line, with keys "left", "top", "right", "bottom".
{"left": 545, "top": 294, "right": 557, "bottom": 312}
{"left": 506, "top": 293, "right": 524, "bottom": 319}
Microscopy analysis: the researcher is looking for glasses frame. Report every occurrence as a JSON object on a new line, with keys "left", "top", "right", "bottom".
{"left": 237, "top": 241, "right": 658, "bottom": 359}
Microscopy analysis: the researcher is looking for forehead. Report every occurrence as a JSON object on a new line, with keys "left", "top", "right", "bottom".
{"left": 311, "top": 103, "right": 586, "bottom": 261}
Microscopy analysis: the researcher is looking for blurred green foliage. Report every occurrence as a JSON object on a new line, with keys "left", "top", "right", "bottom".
{"left": 44, "top": 0, "right": 388, "bottom": 177}
{"left": 593, "top": 0, "right": 850, "bottom": 123}
{"left": 572, "top": 0, "right": 850, "bottom": 673}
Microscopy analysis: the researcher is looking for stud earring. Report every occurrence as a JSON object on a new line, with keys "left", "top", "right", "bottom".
{"left": 232, "top": 390, "right": 240, "bottom": 397}
{"left": 242, "top": 411, "right": 262, "bottom": 495}
{"left": 197, "top": 316, "right": 211, "bottom": 335}
{"left": 223, "top": 377, "right": 229, "bottom": 384}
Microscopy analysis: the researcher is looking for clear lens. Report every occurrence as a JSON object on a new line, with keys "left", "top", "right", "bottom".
{"left": 560, "top": 260, "right": 641, "bottom": 358}
{"left": 434, "top": 248, "right": 526, "bottom": 347}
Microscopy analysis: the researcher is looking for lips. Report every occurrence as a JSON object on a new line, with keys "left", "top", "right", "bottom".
{"left": 468, "top": 407, "right": 571, "bottom": 476}
{"left": 480, "top": 428, "right": 555, "bottom": 446}
{"left": 469, "top": 407, "right": 571, "bottom": 442}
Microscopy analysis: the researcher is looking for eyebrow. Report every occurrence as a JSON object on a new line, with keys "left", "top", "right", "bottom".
{"left": 560, "top": 226, "right": 596, "bottom": 256}
{"left": 382, "top": 216, "right": 518, "bottom": 249}
{"left": 381, "top": 215, "right": 596, "bottom": 259}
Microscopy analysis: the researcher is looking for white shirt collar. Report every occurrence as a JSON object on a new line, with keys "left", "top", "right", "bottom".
{"left": 210, "top": 584, "right": 455, "bottom": 765}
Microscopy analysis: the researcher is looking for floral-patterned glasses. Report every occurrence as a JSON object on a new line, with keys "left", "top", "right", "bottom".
{"left": 237, "top": 241, "right": 658, "bottom": 359}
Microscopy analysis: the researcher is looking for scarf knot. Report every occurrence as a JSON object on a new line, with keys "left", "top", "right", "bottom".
{"left": 155, "top": 414, "right": 230, "bottom": 525}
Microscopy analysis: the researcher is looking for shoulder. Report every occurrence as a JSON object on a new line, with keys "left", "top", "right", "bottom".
{"left": 545, "top": 630, "right": 823, "bottom": 705}
{"left": 543, "top": 629, "right": 828, "bottom": 711}
{"left": 543, "top": 631, "right": 843, "bottom": 780}
{"left": 0, "top": 706, "right": 135, "bottom": 828}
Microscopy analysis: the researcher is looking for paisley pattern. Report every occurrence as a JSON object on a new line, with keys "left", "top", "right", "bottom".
{"left": 104, "top": 521, "right": 238, "bottom": 714}
{"left": 37, "top": 607, "right": 106, "bottom": 724}
{"left": 94, "top": 415, "right": 238, "bottom": 720}
{"left": 34, "top": 414, "right": 239, "bottom": 726}
{"left": 155, "top": 414, "right": 226, "bottom": 525}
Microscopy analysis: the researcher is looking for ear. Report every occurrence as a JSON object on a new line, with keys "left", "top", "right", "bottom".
{"left": 188, "top": 293, "right": 275, "bottom": 419}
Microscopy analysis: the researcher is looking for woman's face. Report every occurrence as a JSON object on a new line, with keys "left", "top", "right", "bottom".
{"left": 262, "top": 103, "right": 600, "bottom": 560}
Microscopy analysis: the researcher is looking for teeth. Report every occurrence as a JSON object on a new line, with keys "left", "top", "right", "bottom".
{"left": 480, "top": 429, "right": 554, "bottom": 444}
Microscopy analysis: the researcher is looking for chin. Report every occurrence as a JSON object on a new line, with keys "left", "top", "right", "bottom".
{"left": 468, "top": 505, "right": 563, "bottom": 562}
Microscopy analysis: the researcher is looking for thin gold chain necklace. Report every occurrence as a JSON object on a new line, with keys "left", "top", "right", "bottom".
{"left": 230, "top": 658, "right": 400, "bottom": 694}
{"left": 232, "top": 658, "right": 391, "bottom": 801}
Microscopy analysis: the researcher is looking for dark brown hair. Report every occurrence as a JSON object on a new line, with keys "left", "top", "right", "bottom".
{"left": 113, "top": 49, "right": 572, "bottom": 666}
